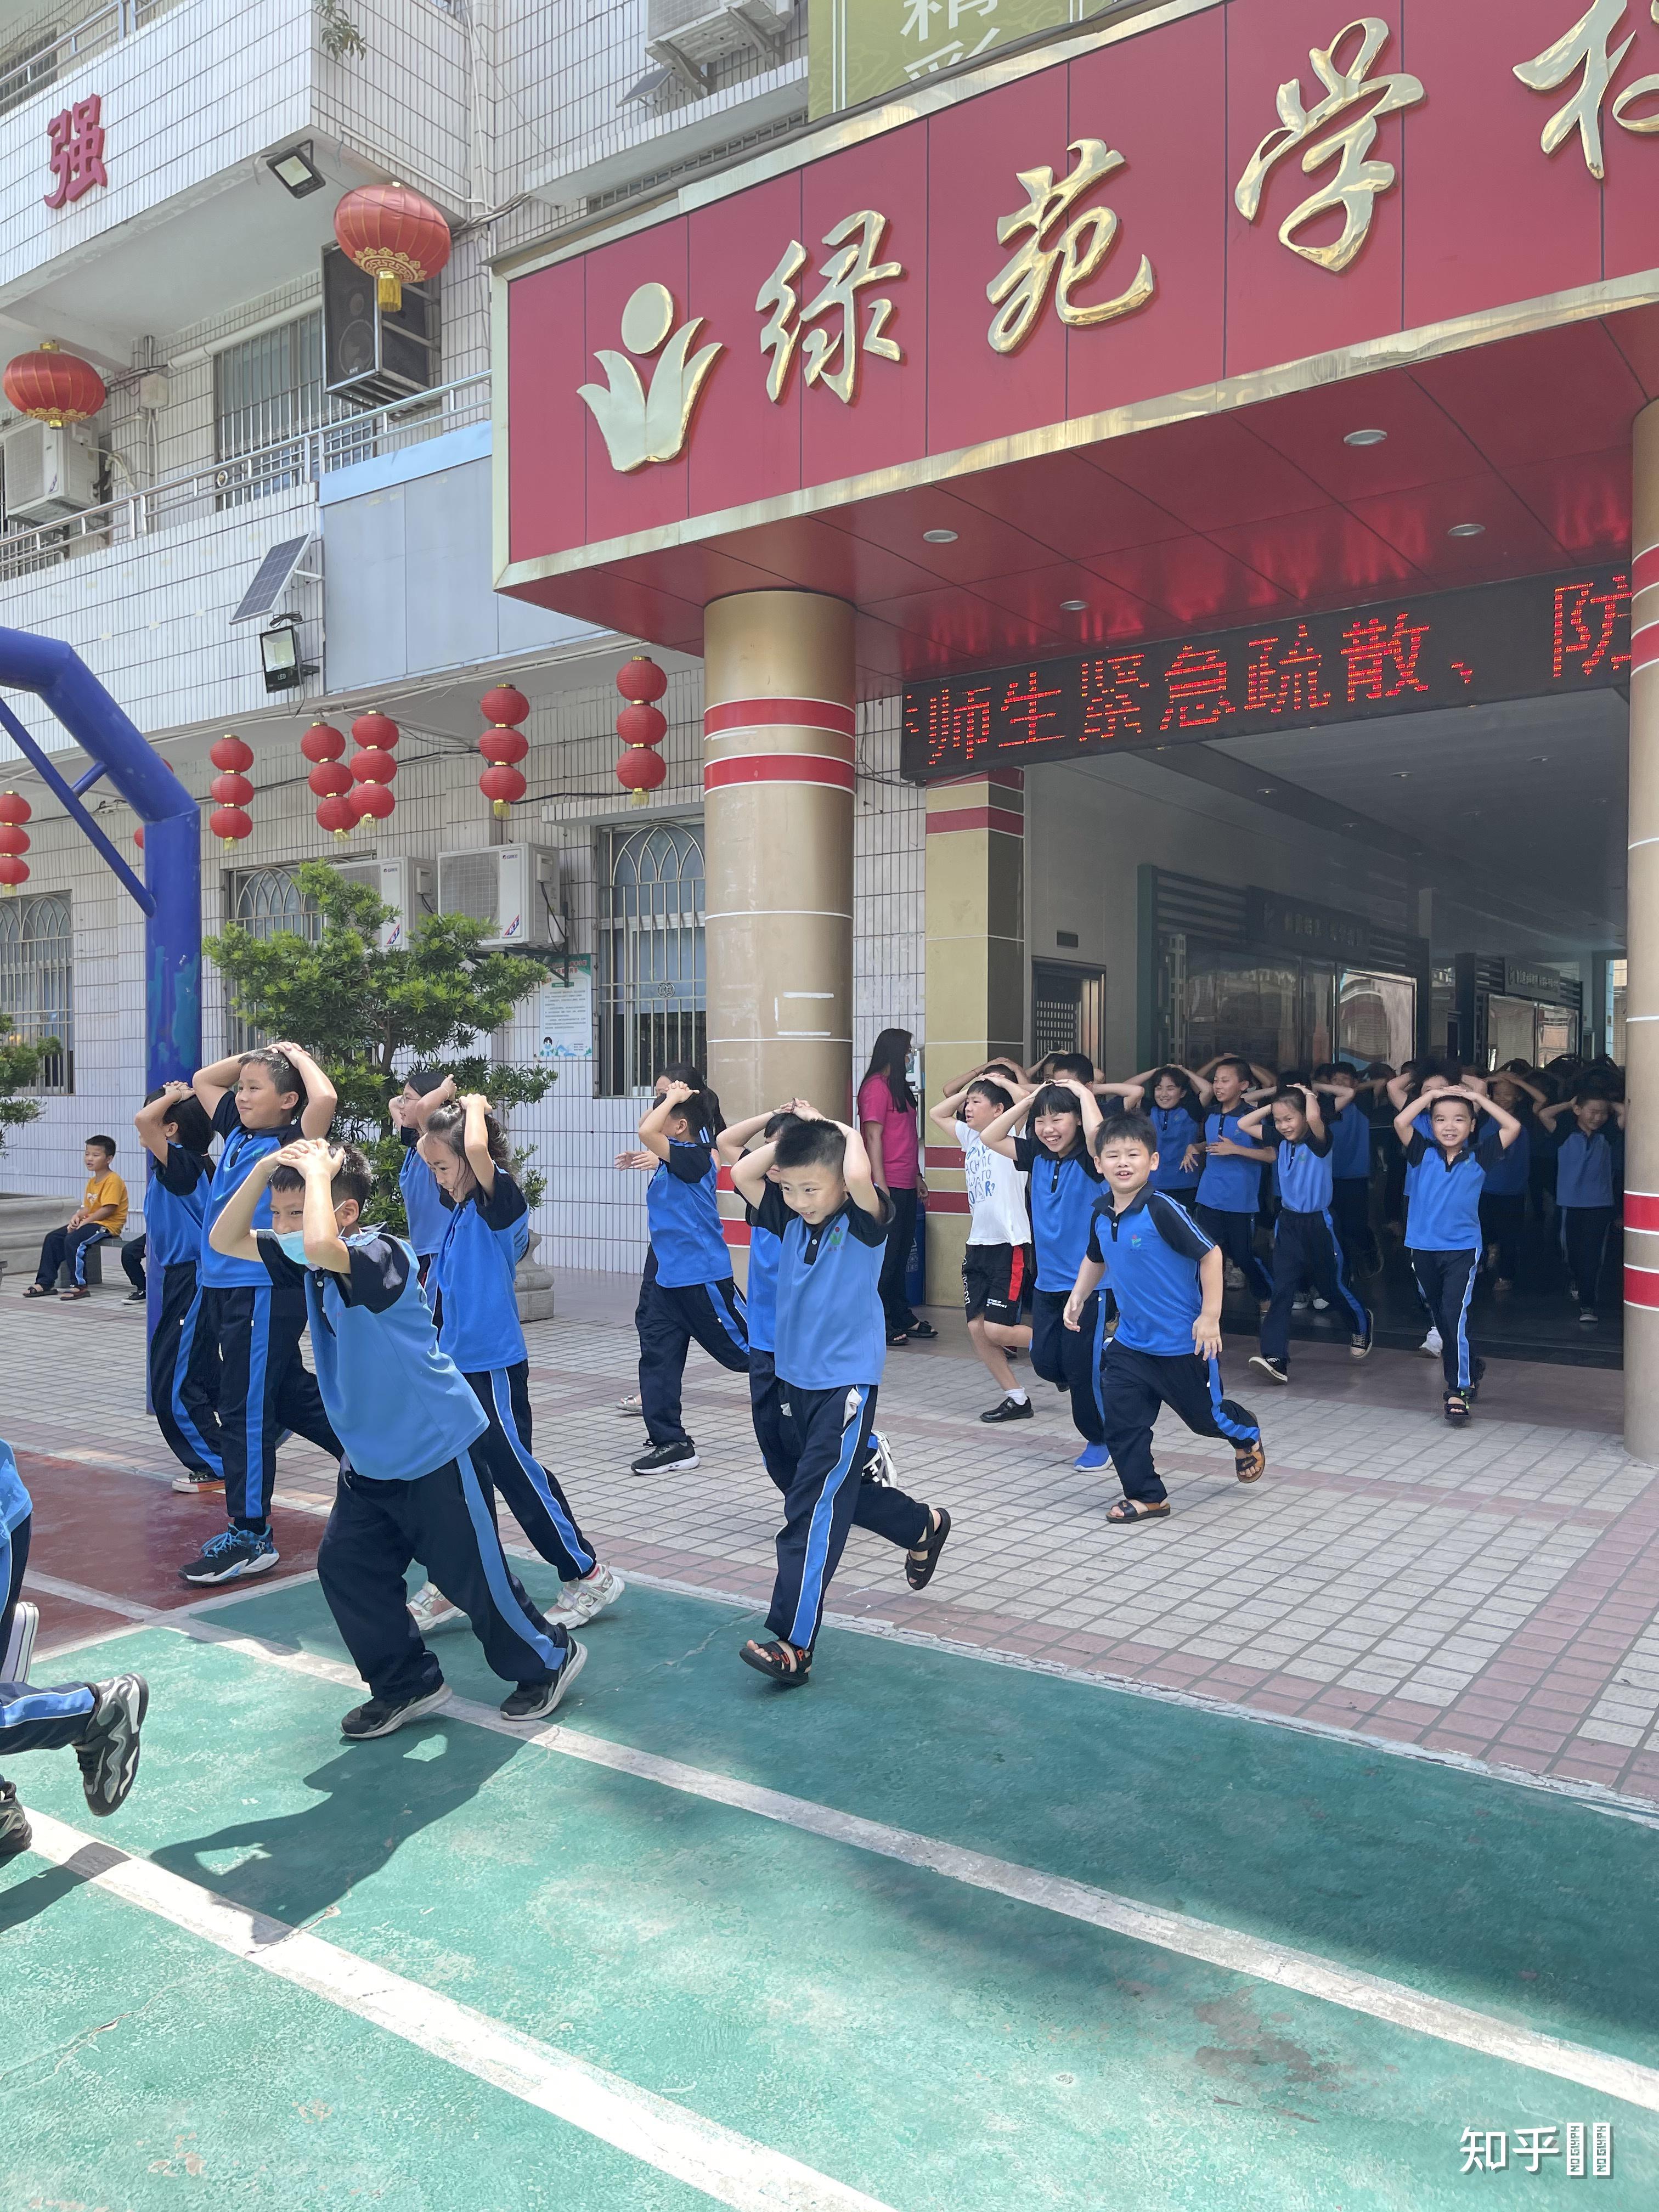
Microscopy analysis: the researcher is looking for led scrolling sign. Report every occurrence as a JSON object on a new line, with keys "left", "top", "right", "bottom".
{"left": 898, "top": 567, "right": 1632, "bottom": 780}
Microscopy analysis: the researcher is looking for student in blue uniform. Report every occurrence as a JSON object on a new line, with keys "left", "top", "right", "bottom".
{"left": 618, "top": 1064, "right": 749, "bottom": 1478}
{"left": 180, "top": 1042, "right": 343, "bottom": 1585}
{"left": 1126, "top": 1064, "right": 1210, "bottom": 1209}
{"left": 978, "top": 1076, "right": 1115, "bottom": 1469}
{"left": 1237, "top": 1081, "right": 1373, "bottom": 1387}
{"left": 1392, "top": 1083, "right": 1523, "bottom": 1421}
{"left": 718, "top": 1104, "right": 805, "bottom": 1486}
{"left": 1537, "top": 1090, "right": 1627, "bottom": 1324}
{"left": 1314, "top": 1061, "right": 1380, "bottom": 1276}
{"left": 209, "top": 1139, "right": 583, "bottom": 1736}
{"left": 1063, "top": 1111, "right": 1264, "bottom": 1526}
{"left": 1480, "top": 1071, "right": 1542, "bottom": 1294}
{"left": 0, "top": 1438, "right": 150, "bottom": 1857}
{"left": 133, "top": 1081, "right": 223, "bottom": 1496}
{"left": 731, "top": 1109, "right": 949, "bottom": 1687}
{"left": 1194, "top": 1057, "right": 1276, "bottom": 1307}
{"left": 391, "top": 1066, "right": 455, "bottom": 1284}
{"left": 410, "top": 1093, "right": 620, "bottom": 1633}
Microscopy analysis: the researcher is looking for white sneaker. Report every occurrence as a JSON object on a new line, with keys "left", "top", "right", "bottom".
{"left": 1311, "top": 1295, "right": 1330, "bottom": 1312}
{"left": 407, "top": 1581, "right": 466, "bottom": 1635}
{"left": 617, "top": 1391, "right": 644, "bottom": 1415}
{"left": 1419, "top": 1328, "right": 1442, "bottom": 1357}
{"left": 3, "top": 1598, "right": 37, "bottom": 1681}
{"left": 544, "top": 1562, "right": 625, "bottom": 1629}
{"left": 1292, "top": 1292, "right": 1310, "bottom": 1311}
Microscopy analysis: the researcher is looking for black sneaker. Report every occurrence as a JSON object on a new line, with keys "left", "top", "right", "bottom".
{"left": 1349, "top": 1324, "right": 1373, "bottom": 1360}
{"left": 1579, "top": 1307, "right": 1599, "bottom": 1326}
{"left": 1249, "top": 1355, "right": 1290, "bottom": 1385}
{"left": 75, "top": 1674, "right": 149, "bottom": 1817}
{"left": 980, "top": 1395, "right": 1034, "bottom": 1423}
{"left": 0, "top": 1779, "right": 31, "bottom": 1859}
{"left": 630, "top": 1440, "right": 698, "bottom": 1476}
{"left": 500, "top": 1639, "right": 586, "bottom": 1721}
{"left": 340, "top": 1683, "right": 452, "bottom": 1739}
{"left": 124, "top": 1288, "right": 146, "bottom": 1304}
{"left": 179, "top": 1526, "right": 279, "bottom": 1584}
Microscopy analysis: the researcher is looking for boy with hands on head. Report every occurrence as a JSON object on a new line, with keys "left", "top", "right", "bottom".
{"left": 210, "top": 1136, "right": 583, "bottom": 1737}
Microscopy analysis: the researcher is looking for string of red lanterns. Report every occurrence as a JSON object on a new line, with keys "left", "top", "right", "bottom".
{"left": 478, "top": 685, "right": 528, "bottom": 820}
{"left": 614, "top": 656, "right": 668, "bottom": 804}
{"left": 0, "top": 791, "right": 31, "bottom": 895}
{"left": 349, "top": 709, "right": 398, "bottom": 826}
{"left": 207, "top": 732, "right": 255, "bottom": 848}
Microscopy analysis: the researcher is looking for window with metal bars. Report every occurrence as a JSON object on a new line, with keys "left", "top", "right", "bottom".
{"left": 0, "top": 892, "right": 72, "bottom": 1093}
{"left": 223, "top": 867, "right": 322, "bottom": 1052}
{"left": 213, "top": 313, "right": 367, "bottom": 500}
{"left": 596, "top": 821, "right": 706, "bottom": 1097}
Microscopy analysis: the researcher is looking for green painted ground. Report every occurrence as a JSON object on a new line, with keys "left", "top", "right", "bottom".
{"left": 2, "top": 1576, "right": 1654, "bottom": 2211}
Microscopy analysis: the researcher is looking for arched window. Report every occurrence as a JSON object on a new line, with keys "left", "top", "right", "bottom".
{"left": 597, "top": 821, "right": 705, "bottom": 1094}
{"left": 0, "top": 891, "right": 73, "bottom": 1092}
{"left": 225, "top": 866, "right": 322, "bottom": 1052}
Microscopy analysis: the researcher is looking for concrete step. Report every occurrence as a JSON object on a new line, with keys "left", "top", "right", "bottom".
{"left": 0, "top": 1194, "right": 80, "bottom": 1282}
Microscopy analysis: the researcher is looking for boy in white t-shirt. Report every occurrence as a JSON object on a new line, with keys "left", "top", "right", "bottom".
{"left": 930, "top": 1074, "right": 1036, "bottom": 1421}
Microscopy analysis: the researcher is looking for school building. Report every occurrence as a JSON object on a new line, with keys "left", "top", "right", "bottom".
{"left": 0, "top": 2, "right": 1650, "bottom": 1437}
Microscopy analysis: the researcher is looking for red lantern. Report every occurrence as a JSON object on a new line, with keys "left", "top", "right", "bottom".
{"left": 316, "top": 794, "right": 356, "bottom": 841}
{"left": 479, "top": 685, "right": 529, "bottom": 727}
{"left": 616, "top": 702, "right": 667, "bottom": 749}
{"left": 210, "top": 805, "right": 252, "bottom": 847}
{"left": 3, "top": 341, "right": 105, "bottom": 427}
{"left": 351, "top": 710, "right": 399, "bottom": 752}
{"left": 479, "top": 727, "right": 528, "bottom": 766}
{"left": 479, "top": 763, "right": 526, "bottom": 820}
{"left": 0, "top": 826, "right": 27, "bottom": 857}
{"left": 301, "top": 721, "right": 347, "bottom": 764}
{"left": 209, "top": 733, "right": 253, "bottom": 774}
{"left": 351, "top": 748, "right": 397, "bottom": 786}
{"left": 352, "top": 782, "right": 396, "bottom": 823}
{"left": 308, "top": 760, "right": 353, "bottom": 799}
{"left": 0, "top": 855, "right": 28, "bottom": 894}
{"left": 617, "top": 748, "right": 668, "bottom": 799}
{"left": 0, "top": 792, "right": 31, "bottom": 827}
{"left": 616, "top": 655, "right": 668, "bottom": 705}
{"left": 210, "top": 771, "right": 254, "bottom": 807}
{"left": 334, "top": 184, "right": 452, "bottom": 313}
{"left": 133, "top": 826, "right": 144, "bottom": 850}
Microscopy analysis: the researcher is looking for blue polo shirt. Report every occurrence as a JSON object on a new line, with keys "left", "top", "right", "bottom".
{"left": 1148, "top": 1103, "right": 1202, "bottom": 1192}
{"left": 1481, "top": 1120, "right": 1531, "bottom": 1198}
{"left": 429, "top": 1167, "right": 530, "bottom": 1374}
{"left": 1013, "top": 1136, "right": 1104, "bottom": 1290}
{"left": 399, "top": 1128, "right": 452, "bottom": 1261}
{"left": 1402, "top": 1111, "right": 1432, "bottom": 1203}
{"left": 258, "top": 1228, "right": 486, "bottom": 1482}
{"left": 1404, "top": 1127, "right": 1506, "bottom": 1251}
{"left": 1196, "top": 1111, "right": 1265, "bottom": 1213}
{"left": 1553, "top": 1122, "right": 1622, "bottom": 1209}
{"left": 1085, "top": 1188, "right": 1213, "bottom": 1357}
{"left": 0, "top": 1438, "right": 29, "bottom": 1536}
{"left": 758, "top": 1182, "right": 889, "bottom": 1389}
{"left": 744, "top": 1199, "right": 783, "bottom": 1356}
{"left": 647, "top": 1136, "right": 730, "bottom": 1289}
{"left": 1328, "top": 1099, "right": 1371, "bottom": 1181}
{"left": 147, "top": 1144, "right": 212, "bottom": 1268}
{"left": 200, "top": 1093, "right": 305, "bottom": 1289}
{"left": 1267, "top": 1126, "right": 1334, "bottom": 1215}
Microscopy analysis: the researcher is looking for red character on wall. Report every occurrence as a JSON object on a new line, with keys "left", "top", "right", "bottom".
{"left": 44, "top": 95, "right": 107, "bottom": 210}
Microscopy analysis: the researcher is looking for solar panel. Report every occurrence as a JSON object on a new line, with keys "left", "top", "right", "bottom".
{"left": 229, "top": 535, "right": 314, "bottom": 624}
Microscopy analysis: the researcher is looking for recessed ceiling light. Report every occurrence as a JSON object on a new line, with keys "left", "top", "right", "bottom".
{"left": 1059, "top": 598, "right": 1087, "bottom": 611}
{"left": 922, "top": 528, "right": 958, "bottom": 544}
{"left": 1394, "top": 771, "right": 1410, "bottom": 779}
{"left": 1342, "top": 820, "right": 1357, "bottom": 829}
{"left": 1344, "top": 427, "right": 1387, "bottom": 447}
{"left": 1532, "top": 754, "right": 1549, "bottom": 763}
{"left": 1448, "top": 521, "right": 1486, "bottom": 538}
{"left": 1257, "top": 786, "right": 1276, "bottom": 795}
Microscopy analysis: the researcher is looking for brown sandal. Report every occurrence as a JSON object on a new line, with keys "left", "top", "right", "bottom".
{"left": 21, "top": 1284, "right": 51, "bottom": 1297}
{"left": 1234, "top": 1443, "right": 1266, "bottom": 1483}
{"left": 1107, "top": 1498, "right": 1171, "bottom": 1525}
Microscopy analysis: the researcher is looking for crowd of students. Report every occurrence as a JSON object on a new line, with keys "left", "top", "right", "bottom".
{"left": 0, "top": 1029, "right": 1627, "bottom": 1857}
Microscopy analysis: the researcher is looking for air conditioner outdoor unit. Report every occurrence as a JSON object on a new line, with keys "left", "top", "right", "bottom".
{"left": 436, "top": 843, "right": 562, "bottom": 950}
{"left": 647, "top": 0, "right": 791, "bottom": 82}
{"left": 334, "top": 856, "right": 435, "bottom": 952}
{"left": 1, "top": 420, "right": 99, "bottom": 525}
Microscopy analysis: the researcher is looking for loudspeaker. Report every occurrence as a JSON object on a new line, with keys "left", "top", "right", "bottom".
{"left": 321, "top": 244, "right": 439, "bottom": 408}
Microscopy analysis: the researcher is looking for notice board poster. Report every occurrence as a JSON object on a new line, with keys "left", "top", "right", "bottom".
{"left": 535, "top": 957, "right": 594, "bottom": 1062}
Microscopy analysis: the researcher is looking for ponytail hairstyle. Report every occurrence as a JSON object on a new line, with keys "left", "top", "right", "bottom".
{"left": 861, "top": 1028, "right": 916, "bottom": 1114}
{"left": 1029, "top": 1082, "right": 1087, "bottom": 1159}
{"left": 655, "top": 1060, "right": 724, "bottom": 1140}
{"left": 422, "top": 1099, "right": 511, "bottom": 1170}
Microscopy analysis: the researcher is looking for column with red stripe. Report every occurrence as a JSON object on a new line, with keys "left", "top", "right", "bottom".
{"left": 1628, "top": 412, "right": 1659, "bottom": 1459}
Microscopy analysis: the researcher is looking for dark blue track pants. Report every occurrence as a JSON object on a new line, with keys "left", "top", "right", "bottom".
{"left": 35, "top": 1222, "right": 109, "bottom": 1288}
{"left": 150, "top": 1261, "right": 222, "bottom": 1480}
{"left": 317, "top": 1454, "right": 571, "bottom": 1707}
{"left": 463, "top": 1363, "right": 594, "bottom": 1582}
{"left": 208, "top": 1284, "right": 341, "bottom": 1526}
{"left": 1031, "top": 1287, "right": 1106, "bottom": 1443}
{"left": 766, "top": 1381, "right": 929, "bottom": 1650}
{"left": 1260, "top": 1208, "right": 1372, "bottom": 1365}
{"left": 748, "top": 1347, "right": 791, "bottom": 1487}
{"left": 0, "top": 1514, "right": 95, "bottom": 1762}
{"left": 1409, "top": 1248, "right": 1480, "bottom": 1391}
{"left": 1098, "top": 1343, "right": 1262, "bottom": 1505}
{"left": 1194, "top": 1205, "right": 1273, "bottom": 1302}
{"left": 635, "top": 1253, "right": 749, "bottom": 1446}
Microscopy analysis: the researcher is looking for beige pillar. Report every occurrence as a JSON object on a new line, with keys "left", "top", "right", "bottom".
{"left": 1626, "top": 407, "right": 1659, "bottom": 1459}
{"left": 702, "top": 584, "right": 855, "bottom": 1121}
{"left": 922, "top": 770, "right": 1026, "bottom": 1292}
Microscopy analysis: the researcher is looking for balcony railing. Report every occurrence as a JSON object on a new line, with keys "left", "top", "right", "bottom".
{"left": 0, "top": 370, "right": 491, "bottom": 584}
{"left": 0, "top": 0, "right": 183, "bottom": 118}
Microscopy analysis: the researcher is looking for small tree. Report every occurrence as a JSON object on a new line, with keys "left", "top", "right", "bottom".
{"left": 0, "top": 1022, "right": 46, "bottom": 1153}
{"left": 204, "top": 864, "right": 556, "bottom": 1231}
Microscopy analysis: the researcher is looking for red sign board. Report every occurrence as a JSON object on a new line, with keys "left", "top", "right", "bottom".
{"left": 503, "top": 0, "right": 1659, "bottom": 584}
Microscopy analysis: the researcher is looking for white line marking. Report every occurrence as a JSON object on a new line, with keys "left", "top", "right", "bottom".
{"left": 164, "top": 1613, "right": 1659, "bottom": 2115}
{"left": 21, "top": 1812, "right": 897, "bottom": 2212}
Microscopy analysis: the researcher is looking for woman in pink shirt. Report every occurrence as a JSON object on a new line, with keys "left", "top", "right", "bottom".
{"left": 857, "top": 1028, "right": 936, "bottom": 1345}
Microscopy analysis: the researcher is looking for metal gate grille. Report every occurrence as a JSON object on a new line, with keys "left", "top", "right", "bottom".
{"left": 597, "top": 821, "right": 706, "bottom": 1096}
{"left": 0, "top": 892, "right": 72, "bottom": 1092}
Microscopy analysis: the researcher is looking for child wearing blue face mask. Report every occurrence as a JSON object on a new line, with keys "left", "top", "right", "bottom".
{"left": 209, "top": 1138, "right": 583, "bottom": 1737}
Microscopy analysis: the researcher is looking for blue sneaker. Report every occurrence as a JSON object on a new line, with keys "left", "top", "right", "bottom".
{"left": 1073, "top": 1442, "right": 1113, "bottom": 1471}
{"left": 179, "top": 1526, "right": 279, "bottom": 1585}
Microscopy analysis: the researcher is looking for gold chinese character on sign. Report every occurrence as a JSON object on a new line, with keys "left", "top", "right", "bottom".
{"left": 987, "top": 138, "right": 1155, "bottom": 355}
{"left": 757, "top": 211, "right": 903, "bottom": 405}
{"left": 1514, "top": 0, "right": 1659, "bottom": 180}
{"left": 1234, "top": 18, "right": 1424, "bottom": 272}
